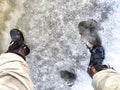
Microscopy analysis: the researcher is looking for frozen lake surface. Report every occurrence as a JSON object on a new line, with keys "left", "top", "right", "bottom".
{"left": 0, "top": 0, "right": 120, "bottom": 90}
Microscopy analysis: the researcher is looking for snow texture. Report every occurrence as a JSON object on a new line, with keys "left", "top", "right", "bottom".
{"left": 0, "top": 0, "right": 120, "bottom": 90}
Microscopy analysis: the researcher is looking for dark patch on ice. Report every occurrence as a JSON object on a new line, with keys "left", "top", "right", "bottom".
{"left": 78, "top": 19, "right": 101, "bottom": 49}
{"left": 60, "top": 70, "right": 76, "bottom": 87}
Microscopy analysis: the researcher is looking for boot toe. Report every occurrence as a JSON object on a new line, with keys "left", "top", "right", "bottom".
{"left": 10, "top": 29, "right": 24, "bottom": 42}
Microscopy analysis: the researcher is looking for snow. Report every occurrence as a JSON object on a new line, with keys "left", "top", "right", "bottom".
{"left": 1, "top": 0, "right": 120, "bottom": 90}
{"left": 74, "top": 0, "right": 120, "bottom": 90}
{"left": 101, "top": 4, "right": 120, "bottom": 73}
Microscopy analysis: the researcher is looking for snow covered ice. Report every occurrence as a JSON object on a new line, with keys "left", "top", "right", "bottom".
{"left": 0, "top": 0, "right": 120, "bottom": 90}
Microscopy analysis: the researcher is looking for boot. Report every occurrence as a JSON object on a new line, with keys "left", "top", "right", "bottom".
{"left": 78, "top": 20, "right": 110, "bottom": 77}
{"left": 89, "top": 45, "right": 105, "bottom": 66}
{"left": 7, "top": 29, "right": 30, "bottom": 59}
{"left": 87, "top": 45, "right": 108, "bottom": 77}
{"left": 15, "top": 44, "right": 30, "bottom": 59}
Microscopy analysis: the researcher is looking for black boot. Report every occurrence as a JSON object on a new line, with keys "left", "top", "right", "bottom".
{"left": 7, "top": 29, "right": 30, "bottom": 59}
{"left": 78, "top": 20, "right": 109, "bottom": 77}
{"left": 87, "top": 45, "right": 109, "bottom": 77}
{"left": 7, "top": 29, "right": 24, "bottom": 51}
{"left": 89, "top": 45, "right": 105, "bottom": 66}
{"left": 15, "top": 44, "right": 30, "bottom": 59}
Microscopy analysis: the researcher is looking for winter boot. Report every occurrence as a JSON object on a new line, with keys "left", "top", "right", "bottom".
{"left": 16, "top": 44, "right": 30, "bottom": 59}
{"left": 87, "top": 45, "right": 108, "bottom": 77}
{"left": 7, "top": 29, "right": 24, "bottom": 51}
{"left": 78, "top": 19, "right": 110, "bottom": 77}
{"left": 7, "top": 29, "right": 30, "bottom": 59}
{"left": 89, "top": 45, "right": 105, "bottom": 66}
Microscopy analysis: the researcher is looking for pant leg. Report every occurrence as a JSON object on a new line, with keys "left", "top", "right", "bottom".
{"left": 0, "top": 53, "right": 34, "bottom": 90}
{"left": 92, "top": 69, "right": 120, "bottom": 90}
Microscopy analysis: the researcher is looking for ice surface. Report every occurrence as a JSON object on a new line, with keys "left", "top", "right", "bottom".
{"left": 0, "top": 0, "right": 120, "bottom": 90}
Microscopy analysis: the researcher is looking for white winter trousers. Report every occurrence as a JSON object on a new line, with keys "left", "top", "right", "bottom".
{"left": 0, "top": 53, "right": 34, "bottom": 90}
{"left": 92, "top": 69, "right": 120, "bottom": 90}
